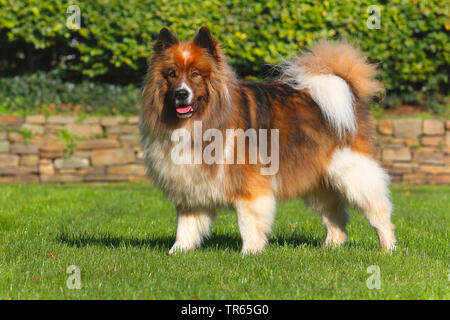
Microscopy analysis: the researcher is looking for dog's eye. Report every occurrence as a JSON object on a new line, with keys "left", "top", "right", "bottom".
{"left": 168, "top": 70, "right": 176, "bottom": 78}
{"left": 191, "top": 71, "right": 200, "bottom": 78}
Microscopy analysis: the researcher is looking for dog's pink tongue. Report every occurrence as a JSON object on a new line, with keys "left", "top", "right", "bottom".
{"left": 176, "top": 105, "right": 193, "bottom": 114}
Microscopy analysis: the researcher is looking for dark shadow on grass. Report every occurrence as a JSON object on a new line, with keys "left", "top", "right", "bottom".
{"left": 56, "top": 232, "right": 241, "bottom": 251}
{"left": 56, "top": 230, "right": 322, "bottom": 252}
{"left": 270, "top": 234, "right": 323, "bottom": 248}
{"left": 56, "top": 231, "right": 175, "bottom": 250}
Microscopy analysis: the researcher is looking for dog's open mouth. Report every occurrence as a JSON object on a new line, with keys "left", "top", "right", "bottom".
{"left": 175, "top": 101, "right": 199, "bottom": 118}
{"left": 175, "top": 105, "right": 194, "bottom": 117}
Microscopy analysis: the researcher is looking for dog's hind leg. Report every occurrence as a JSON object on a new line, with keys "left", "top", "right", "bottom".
{"left": 169, "top": 209, "right": 215, "bottom": 254}
{"left": 304, "top": 187, "right": 348, "bottom": 247}
{"left": 327, "top": 148, "right": 397, "bottom": 251}
{"left": 234, "top": 194, "right": 276, "bottom": 254}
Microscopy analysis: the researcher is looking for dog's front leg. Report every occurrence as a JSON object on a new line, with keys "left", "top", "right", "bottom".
{"left": 169, "top": 208, "right": 215, "bottom": 254}
{"left": 235, "top": 194, "right": 276, "bottom": 254}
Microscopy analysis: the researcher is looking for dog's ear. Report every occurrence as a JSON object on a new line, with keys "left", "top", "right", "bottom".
{"left": 194, "top": 26, "right": 219, "bottom": 59}
{"left": 154, "top": 28, "right": 179, "bottom": 53}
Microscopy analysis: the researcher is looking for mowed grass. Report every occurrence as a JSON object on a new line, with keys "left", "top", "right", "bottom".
{"left": 0, "top": 183, "right": 448, "bottom": 300}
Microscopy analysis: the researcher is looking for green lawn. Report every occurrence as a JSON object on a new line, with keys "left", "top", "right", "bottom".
{"left": 0, "top": 183, "right": 448, "bottom": 299}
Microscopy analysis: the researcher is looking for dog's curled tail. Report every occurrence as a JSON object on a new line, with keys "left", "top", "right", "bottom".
{"left": 281, "top": 40, "right": 383, "bottom": 138}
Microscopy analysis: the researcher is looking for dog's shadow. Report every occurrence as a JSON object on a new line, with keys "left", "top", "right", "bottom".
{"left": 56, "top": 231, "right": 322, "bottom": 252}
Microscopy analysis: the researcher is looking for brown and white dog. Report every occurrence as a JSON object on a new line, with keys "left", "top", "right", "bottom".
{"left": 140, "top": 27, "right": 396, "bottom": 254}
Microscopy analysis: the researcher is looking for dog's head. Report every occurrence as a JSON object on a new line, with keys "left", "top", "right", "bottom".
{"left": 143, "top": 27, "right": 234, "bottom": 131}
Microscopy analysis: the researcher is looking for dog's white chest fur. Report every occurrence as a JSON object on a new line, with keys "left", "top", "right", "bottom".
{"left": 141, "top": 134, "right": 226, "bottom": 209}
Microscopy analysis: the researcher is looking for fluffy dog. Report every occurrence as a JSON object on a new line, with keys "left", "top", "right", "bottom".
{"left": 140, "top": 27, "right": 396, "bottom": 254}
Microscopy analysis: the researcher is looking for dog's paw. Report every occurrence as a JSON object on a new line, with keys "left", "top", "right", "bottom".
{"left": 168, "top": 242, "right": 194, "bottom": 255}
{"left": 241, "top": 246, "right": 266, "bottom": 255}
{"left": 381, "top": 241, "right": 398, "bottom": 253}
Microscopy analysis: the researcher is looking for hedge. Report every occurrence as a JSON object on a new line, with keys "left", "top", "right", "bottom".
{"left": 0, "top": 0, "right": 448, "bottom": 112}
{"left": 0, "top": 70, "right": 140, "bottom": 115}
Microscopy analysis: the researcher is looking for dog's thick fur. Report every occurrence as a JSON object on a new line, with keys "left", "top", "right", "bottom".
{"left": 140, "top": 27, "right": 396, "bottom": 254}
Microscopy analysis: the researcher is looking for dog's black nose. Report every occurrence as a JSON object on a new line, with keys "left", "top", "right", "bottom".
{"left": 175, "top": 89, "right": 189, "bottom": 100}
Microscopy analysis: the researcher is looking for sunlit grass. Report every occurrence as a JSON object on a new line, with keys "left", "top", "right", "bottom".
{"left": 0, "top": 183, "right": 448, "bottom": 299}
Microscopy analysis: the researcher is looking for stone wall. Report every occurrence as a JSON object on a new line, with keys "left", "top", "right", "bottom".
{"left": 0, "top": 115, "right": 146, "bottom": 183}
{"left": 0, "top": 115, "right": 449, "bottom": 184}
{"left": 375, "top": 118, "right": 449, "bottom": 185}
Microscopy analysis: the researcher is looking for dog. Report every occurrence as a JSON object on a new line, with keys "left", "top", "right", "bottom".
{"left": 140, "top": 27, "right": 396, "bottom": 254}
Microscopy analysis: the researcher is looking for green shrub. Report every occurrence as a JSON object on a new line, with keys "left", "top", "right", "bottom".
{"left": 0, "top": 70, "right": 140, "bottom": 115}
{"left": 57, "top": 128, "right": 81, "bottom": 158}
{"left": 0, "top": 0, "right": 448, "bottom": 112}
